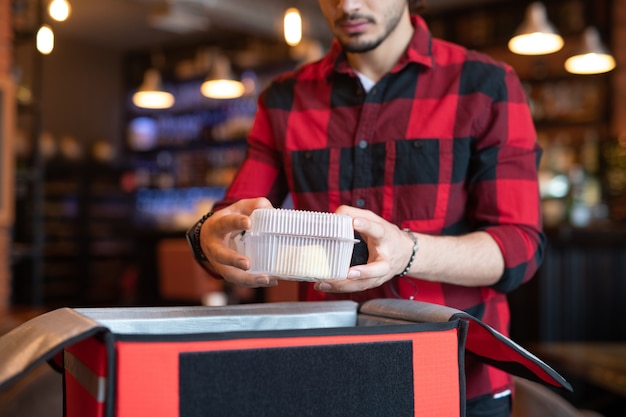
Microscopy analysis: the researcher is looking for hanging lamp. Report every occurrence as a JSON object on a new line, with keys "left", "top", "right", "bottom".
{"left": 565, "top": 27, "right": 616, "bottom": 75}
{"left": 200, "top": 54, "right": 245, "bottom": 100}
{"left": 132, "top": 68, "right": 175, "bottom": 109}
{"left": 508, "top": 2, "right": 564, "bottom": 55}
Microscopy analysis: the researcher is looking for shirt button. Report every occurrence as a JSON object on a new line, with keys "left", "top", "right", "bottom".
{"left": 358, "top": 140, "right": 368, "bottom": 149}
{"left": 356, "top": 198, "right": 365, "bottom": 207}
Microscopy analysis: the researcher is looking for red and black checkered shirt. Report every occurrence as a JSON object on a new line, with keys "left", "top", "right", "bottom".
{"left": 215, "top": 15, "right": 545, "bottom": 399}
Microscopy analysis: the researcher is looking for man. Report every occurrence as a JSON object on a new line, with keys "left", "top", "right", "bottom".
{"left": 187, "top": 0, "right": 544, "bottom": 415}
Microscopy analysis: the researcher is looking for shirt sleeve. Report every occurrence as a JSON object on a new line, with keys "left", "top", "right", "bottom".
{"left": 468, "top": 65, "right": 545, "bottom": 293}
{"left": 212, "top": 90, "right": 290, "bottom": 212}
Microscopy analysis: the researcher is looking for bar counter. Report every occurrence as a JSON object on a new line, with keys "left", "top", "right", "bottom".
{"left": 531, "top": 342, "right": 626, "bottom": 398}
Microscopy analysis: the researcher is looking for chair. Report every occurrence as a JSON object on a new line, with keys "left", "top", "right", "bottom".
{"left": 512, "top": 376, "right": 604, "bottom": 417}
{"left": 157, "top": 238, "right": 224, "bottom": 304}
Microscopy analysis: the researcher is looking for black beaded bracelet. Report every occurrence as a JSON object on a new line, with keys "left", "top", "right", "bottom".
{"left": 398, "top": 228, "right": 419, "bottom": 277}
{"left": 185, "top": 210, "right": 214, "bottom": 268}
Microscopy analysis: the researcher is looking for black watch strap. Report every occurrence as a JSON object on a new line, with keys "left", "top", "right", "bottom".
{"left": 185, "top": 211, "right": 214, "bottom": 271}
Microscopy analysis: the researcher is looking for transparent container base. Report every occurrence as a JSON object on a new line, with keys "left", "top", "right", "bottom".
{"left": 242, "top": 209, "right": 357, "bottom": 282}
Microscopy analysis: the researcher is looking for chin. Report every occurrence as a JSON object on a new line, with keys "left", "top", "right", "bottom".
{"left": 341, "top": 39, "right": 383, "bottom": 54}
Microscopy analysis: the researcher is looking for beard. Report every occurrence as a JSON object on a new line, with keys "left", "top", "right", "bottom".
{"left": 341, "top": 36, "right": 386, "bottom": 53}
{"left": 335, "top": 9, "right": 405, "bottom": 54}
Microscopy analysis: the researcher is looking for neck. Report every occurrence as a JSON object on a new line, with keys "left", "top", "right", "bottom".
{"left": 346, "top": 11, "right": 414, "bottom": 82}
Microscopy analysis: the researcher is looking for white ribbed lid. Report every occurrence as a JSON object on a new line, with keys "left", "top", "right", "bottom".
{"left": 249, "top": 208, "right": 354, "bottom": 241}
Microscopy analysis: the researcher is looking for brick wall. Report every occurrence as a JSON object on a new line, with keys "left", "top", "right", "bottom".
{"left": 0, "top": 0, "right": 11, "bottom": 74}
{"left": 0, "top": 0, "right": 13, "bottom": 313}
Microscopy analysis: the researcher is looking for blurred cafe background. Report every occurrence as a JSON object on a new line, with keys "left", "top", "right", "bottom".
{"left": 0, "top": 0, "right": 625, "bottom": 414}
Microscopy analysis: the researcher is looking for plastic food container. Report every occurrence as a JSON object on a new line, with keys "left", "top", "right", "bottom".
{"left": 242, "top": 208, "right": 356, "bottom": 281}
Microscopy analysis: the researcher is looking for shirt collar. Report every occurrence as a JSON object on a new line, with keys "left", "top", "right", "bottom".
{"left": 325, "top": 15, "right": 434, "bottom": 77}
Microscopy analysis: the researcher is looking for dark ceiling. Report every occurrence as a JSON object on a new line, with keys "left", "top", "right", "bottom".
{"left": 45, "top": 0, "right": 507, "bottom": 52}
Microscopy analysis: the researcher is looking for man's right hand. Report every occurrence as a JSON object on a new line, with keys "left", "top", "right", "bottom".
{"left": 199, "top": 197, "right": 279, "bottom": 287}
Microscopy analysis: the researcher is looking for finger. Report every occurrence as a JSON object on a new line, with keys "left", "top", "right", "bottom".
{"left": 210, "top": 242, "right": 250, "bottom": 271}
{"left": 206, "top": 213, "right": 246, "bottom": 238}
{"left": 352, "top": 217, "right": 386, "bottom": 241}
{"left": 209, "top": 246, "right": 281, "bottom": 288}
{"left": 335, "top": 205, "right": 376, "bottom": 222}
{"left": 217, "top": 265, "right": 278, "bottom": 288}
{"left": 314, "top": 277, "right": 384, "bottom": 293}
{"left": 234, "top": 197, "right": 274, "bottom": 216}
{"left": 212, "top": 198, "right": 274, "bottom": 235}
{"left": 346, "top": 261, "right": 392, "bottom": 280}
{"left": 335, "top": 206, "right": 386, "bottom": 240}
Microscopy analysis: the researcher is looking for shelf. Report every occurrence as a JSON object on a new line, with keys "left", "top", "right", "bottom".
{"left": 127, "top": 136, "right": 247, "bottom": 155}
{"left": 10, "top": 243, "right": 37, "bottom": 262}
{"left": 12, "top": 152, "right": 137, "bottom": 306}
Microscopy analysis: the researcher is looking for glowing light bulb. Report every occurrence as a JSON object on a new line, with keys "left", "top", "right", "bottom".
{"left": 284, "top": 8, "right": 302, "bottom": 46}
{"left": 37, "top": 25, "right": 54, "bottom": 55}
{"left": 49, "top": 0, "right": 71, "bottom": 22}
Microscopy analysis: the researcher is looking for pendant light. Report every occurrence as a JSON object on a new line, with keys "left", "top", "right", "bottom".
{"left": 48, "top": 0, "right": 71, "bottom": 22}
{"left": 565, "top": 27, "right": 616, "bottom": 75}
{"left": 284, "top": 7, "right": 302, "bottom": 47}
{"left": 36, "top": 24, "right": 54, "bottom": 55}
{"left": 508, "top": 2, "right": 564, "bottom": 55}
{"left": 201, "top": 53, "right": 245, "bottom": 100}
{"left": 132, "top": 68, "right": 175, "bottom": 109}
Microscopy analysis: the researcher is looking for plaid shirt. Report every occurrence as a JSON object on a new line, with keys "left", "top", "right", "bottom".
{"left": 215, "top": 15, "right": 544, "bottom": 399}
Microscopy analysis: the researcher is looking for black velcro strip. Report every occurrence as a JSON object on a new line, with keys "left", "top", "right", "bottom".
{"left": 180, "top": 341, "right": 414, "bottom": 417}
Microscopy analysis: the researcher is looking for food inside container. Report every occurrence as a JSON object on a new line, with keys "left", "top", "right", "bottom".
{"left": 242, "top": 208, "right": 357, "bottom": 281}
